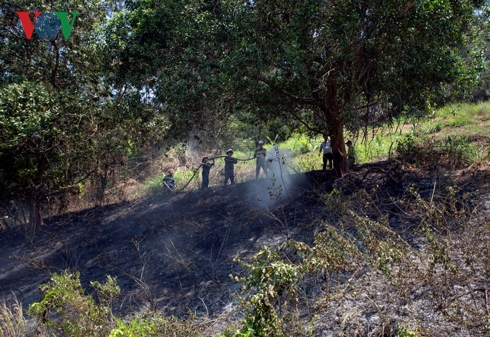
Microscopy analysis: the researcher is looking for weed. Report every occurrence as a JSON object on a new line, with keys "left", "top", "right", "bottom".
{"left": 0, "top": 296, "right": 27, "bottom": 337}
{"left": 232, "top": 247, "right": 301, "bottom": 337}
{"left": 396, "top": 324, "right": 422, "bottom": 337}
{"left": 109, "top": 313, "right": 202, "bottom": 337}
{"left": 28, "top": 271, "right": 120, "bottom": 337}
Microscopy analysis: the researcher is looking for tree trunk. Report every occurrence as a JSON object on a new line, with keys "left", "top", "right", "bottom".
{"left": 325, "top": 73, "right": 348, "bottom": 177}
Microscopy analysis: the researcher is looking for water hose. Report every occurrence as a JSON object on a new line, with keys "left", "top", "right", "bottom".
{"left": 178, "top": 165, "right": 202, "bottom": 191}
{"left": 176, "top": 156, "right": 256, "bottom": 192}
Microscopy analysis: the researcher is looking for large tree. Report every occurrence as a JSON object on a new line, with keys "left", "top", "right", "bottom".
{"left": 0, "top": 0, "right": 166, "bottom": 228}
{"left": 103, "top": 0, "right": 486, "bottom": 176}
{"left": 219, "top": 0, "right": 487, "bottom": 176}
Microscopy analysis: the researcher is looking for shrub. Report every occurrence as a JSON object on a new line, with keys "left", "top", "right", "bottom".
{"left": 232, "top": 247, "right": 301, "bottom": 337}
{"left": 396, "top": 134, "right": 481, "bottom": 168}
{"left": 28, "top": 271, "right": 120, "bottom": 337}
{"left": 110, "top": 313, "right": 202, "bottom": 337}
{"left": 280, "top": 134, "right": 316, "bottom": 156}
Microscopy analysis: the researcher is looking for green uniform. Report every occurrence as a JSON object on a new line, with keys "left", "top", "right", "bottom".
{"left": 348, "top": 145, "right": 357, "bottom": 166}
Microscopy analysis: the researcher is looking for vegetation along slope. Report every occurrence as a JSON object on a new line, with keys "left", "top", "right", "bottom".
{"left": 1, "top": 0, "right": 490, "bottom": 336}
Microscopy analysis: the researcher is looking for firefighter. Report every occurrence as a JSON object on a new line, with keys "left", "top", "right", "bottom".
{"left": 254, "top": 140, "right": 268, "bottom": 179}
{"left": 162, "top": 168, "right": 176, "bottom": 192}
{"left": 201, "top": 156, "right": 214, "bottom": 189}
{"left": 224, "top": 149, "right": 238, "bottom": 185}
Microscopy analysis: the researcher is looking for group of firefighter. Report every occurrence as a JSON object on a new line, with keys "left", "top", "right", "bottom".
{"left": 162, "top": 135, "right": 357, "bottom": 191}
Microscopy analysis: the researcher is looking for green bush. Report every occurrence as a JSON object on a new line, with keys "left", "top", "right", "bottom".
{"left": 110, "top": 314, "right": 202, "bottom": 337}
{"left": 280, "top": 134, "right": 316, "bottom": 156}
{"left": 396, "top": 134, "right": 482, "bottom": 168}
{"left": 232, "top": 247, "right": 301, "bottom": 337}
{"left": 28, "top": 271, "right": 120, "bottom": 337}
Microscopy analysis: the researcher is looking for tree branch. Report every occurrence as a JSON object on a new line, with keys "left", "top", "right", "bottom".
{"left": 255, "top": 74, "right": 316, "bottom": 105}
{"left": 51, "top": 40, "right": 60, "bottom": 88}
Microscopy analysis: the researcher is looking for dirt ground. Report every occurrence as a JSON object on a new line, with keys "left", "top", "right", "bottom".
{"left": 1, "top": 161, "right": 489, "bottom": 336}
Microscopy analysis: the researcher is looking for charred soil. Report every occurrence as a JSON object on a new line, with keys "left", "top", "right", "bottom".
{"left": 1, "top": 161, "right": 489, "bottom": 335}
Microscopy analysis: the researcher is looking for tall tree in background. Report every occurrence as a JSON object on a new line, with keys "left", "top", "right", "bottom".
{"left": 220, "top": 0, "right": 486, "bottom": 176}
{"left": 103, "top": 0, "right": 486, "bottom": 177}
{"left": 0, "top": 0, "right": 166, "bottom": 229}
{"left": 101, "top": 0, "right": 234, "bottom": 151}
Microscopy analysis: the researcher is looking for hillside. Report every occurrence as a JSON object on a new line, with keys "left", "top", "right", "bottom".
{"left": 1, "top": 159, "right": 490, "bottom": 336}
{"left": 0, "top": 169, "right": 332, "bottom": 316}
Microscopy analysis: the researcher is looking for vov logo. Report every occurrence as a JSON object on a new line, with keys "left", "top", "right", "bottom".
{"left": 16, "top": 11, "right": 78, "bottom": 41}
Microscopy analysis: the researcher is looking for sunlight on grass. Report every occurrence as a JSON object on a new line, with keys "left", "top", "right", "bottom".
{"left": 140, "top": 102, "right": 490, "bottom": 186}
{"left": 280, "top": 133, "right": 319, "bottom": 156}
{"left": 355, "top": 133, "right": 402, "bottom": 163}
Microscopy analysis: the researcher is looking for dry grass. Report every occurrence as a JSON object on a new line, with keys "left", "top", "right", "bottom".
{"left": 0, "top": 296, "right": 27, "bottom": 337}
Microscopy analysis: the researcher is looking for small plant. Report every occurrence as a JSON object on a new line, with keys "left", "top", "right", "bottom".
{"left": 396, "top": 324, "right": 422, "bottom": 337}
{"left": 28, "top": 271, "right": 120, "bottom": 337}
{"left": 232, "top": 247, "right": 301, "bottom": 337}
{"left": 0, "top": 296, "right": 27, "bottom": 337}
{"left": 109, "top": 318, "right": 155, "bottom": 337}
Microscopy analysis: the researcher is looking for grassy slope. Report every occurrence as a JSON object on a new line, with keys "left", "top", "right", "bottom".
{"left": 144, "top": 101, "right": 490, "bottom": 196}
{"left": 2, "top": 102, "right": 490, "bottom": 337}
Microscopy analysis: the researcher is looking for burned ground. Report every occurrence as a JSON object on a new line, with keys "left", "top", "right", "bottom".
{"left": 0, "top": 167, "right": 332, "bottom": 317}
{"left": 1, "top": 161, "right": 489, "bottom": 336}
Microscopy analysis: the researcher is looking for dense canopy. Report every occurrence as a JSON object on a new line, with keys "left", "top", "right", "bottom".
{"left": 0, "top": 0, "right": 488, "bottom": 217}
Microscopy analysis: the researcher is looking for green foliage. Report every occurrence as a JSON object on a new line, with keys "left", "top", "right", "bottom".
{"left": 355, "top": 133, "right": 399, "bottom": 164}
{"left": 397, "top": 133, "right": 484, "bottom": 168}
{"left": 232, "top": 247, "right": 301, "bottom": 337}
{"left": 28, "top": 271, "right": 120, "bottom": 337}
{"left": 109, "top": 318, "right": 155, "bottom": 337}
{"left": 293, "top": 154, "right": 322, "bottom": 173}
{"left": 280, "top": 134, "right": 316, "bottom": 156}
{"left": 0, "top": 0, "right": 169, "bottom": 211}
{"left": 109, "top": 313, "right": 202, "bottom": 337}
{"left": 26, "top": 271, "right": 203, "bottom": 337}
{"left": 396, "top": 325, "right": 422, "bottom": 337}
{"left": 103, "top": 0, "right": 487, "bottom": 177}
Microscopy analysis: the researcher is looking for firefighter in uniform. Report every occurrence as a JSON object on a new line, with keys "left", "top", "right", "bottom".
{"left": 201, "top": 156, "right": 214, "bottom": 189}
{"left": 224, "top": 149, "right": 238, "bottom": 185}
{"left": 162, "top": 168, "right": 177, "bottom": 192}
{"left": 254, "top": 140, "right": 268, "bottom": 179}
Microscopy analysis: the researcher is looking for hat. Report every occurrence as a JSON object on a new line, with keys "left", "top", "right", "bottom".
{"left": 226, "top": 149, "right": 233, "bottom": 154}
{"left": 258, "top": 140, "right": 264, "bottom": 145}
{"left": 167, "top": 168, "right": 175, "bottom": 174}
{"left": 202, "top": 156, "right": 209, "bottom": 162}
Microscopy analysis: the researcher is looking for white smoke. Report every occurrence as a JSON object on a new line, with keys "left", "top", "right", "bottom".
{"left": 248, "top": 145, "right": 295, "bottom": 208}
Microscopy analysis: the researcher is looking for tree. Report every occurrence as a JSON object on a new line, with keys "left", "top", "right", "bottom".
{"left": 219, "top": 0, "right": 486, "bottom": 176}
{"left": 0, "top": 0, "right": 166, "bottom": 229}
{"left": 101, "top": 0, "right": 234, "bottom": 150}
{"left": 102, "top": 0, "right": 486, "bottom": 176}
